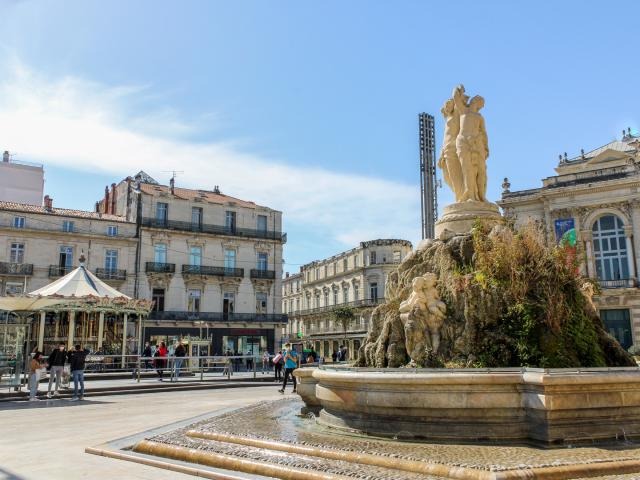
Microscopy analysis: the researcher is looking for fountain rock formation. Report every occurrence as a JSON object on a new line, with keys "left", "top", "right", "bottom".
{"left": 357, "top": 222, "right": 635, "bottom": 368}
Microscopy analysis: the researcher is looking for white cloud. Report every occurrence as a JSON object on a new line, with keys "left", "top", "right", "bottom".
{"left": 0, "top": 62, "right": 421, "bottom": 252}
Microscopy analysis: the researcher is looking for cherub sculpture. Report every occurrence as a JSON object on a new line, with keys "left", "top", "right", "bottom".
{"left": 399, "top": 273, "right": 447, "bottom": 364}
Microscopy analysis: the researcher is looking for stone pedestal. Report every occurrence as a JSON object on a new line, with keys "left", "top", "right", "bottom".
{"left": 435, "top": 200, "right": 501, "bottom": 237}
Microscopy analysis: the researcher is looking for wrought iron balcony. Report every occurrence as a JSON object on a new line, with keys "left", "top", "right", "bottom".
{"left": 145, "top": 262, "right": 176, "bottom": 274}
{"left": 599, "top": 278, "right": 637, "bottom": 289}
{"left": 147, "top": 311, "right": 288, "bottom": 323}
{"left": 141, "top": 217, "right": 286, "bottom": 242}
{"left": 181, "top": 264, "right": 244, "bottom": 278}
{"left": 250, "top": 269, "right": 276, "bottom": 280}
{"left": 294, "top": 297, "right": 385, "bottom": 317}
{"left": 95, "top": 268, "right": 127, "bottom": 281}
{"left": 49, "top": 265, "right": 72, "bottom": 277}
{"left": 0, "top": 262, "right": 33, "bottom": 276}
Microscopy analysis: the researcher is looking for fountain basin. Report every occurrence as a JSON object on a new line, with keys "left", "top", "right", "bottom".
{"left": 297, "top": 366, "right": 640, "bottom": 444}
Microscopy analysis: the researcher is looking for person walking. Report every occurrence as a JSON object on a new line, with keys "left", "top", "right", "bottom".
{"left": 272, "top": 350, "right": 283, "bottom": 382}
{"left": 278, "top": 343, "right": 298, "bottom": 394}
{"left": 261, "top": 350, "right": 270, "bottom": 374}
{"left": 142, "top": 342, "right": 152, "bottom": 369}
{"left": 155, "top": 341, "right": 167, "bottom": 381}
{"left": 246, "top": 350, "right": 253, "bottom": 372}
{"left": 68, "top": 344, "right": 87, "bottom": 401}
{"left": 47, "top": 343, "right": 67, "bottom": 398}
{"left": 29, "top": 352, "right": 44, "bottom": 401}
{"left": 173, "top": 340, "right": 186, "bottom": 381}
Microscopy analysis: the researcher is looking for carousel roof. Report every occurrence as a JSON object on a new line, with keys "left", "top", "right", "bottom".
{"left": 28, "top": 263, "right": 130, "bottom": 299}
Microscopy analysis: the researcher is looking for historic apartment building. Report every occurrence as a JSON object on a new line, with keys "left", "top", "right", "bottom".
{"left": 99, "top": 172, "right": 286, "bottom": 356}
{"left": 0, "top": 169, "right": 286, "bottom": 356}
{"left": 498, "top": 129, "right": 640, "bottom": 351}
{"left": 282, "top": 239, "right": 412, "bottom": 360}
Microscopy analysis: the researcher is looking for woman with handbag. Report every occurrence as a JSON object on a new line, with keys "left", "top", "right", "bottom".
{"left": 154, "top": 341, "right": 167, "bottom": 381}
{"left": 29, "top": 352, "right": 44, "bottom": 401}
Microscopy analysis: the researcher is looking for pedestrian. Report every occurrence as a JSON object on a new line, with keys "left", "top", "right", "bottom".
{"left": 47, "top": 343, "right": 67, "bottom": 398}
{"left": 68, "top": 344, "right": 87, "bottom": 401}
{"left": 173, "top": 340, "right": 186, "bottom": 381}
{"left": 331, "top": 350, "right": 338, "bottom": 362}
{"left": 278, "top": 343, "right": 298, "bottom": 394}
{"left": 306, "top": 352, "right": 315, "bottom": 364}
{"left": 143, "top": 342, "right": 152, "bottom": 369}
{"left": 272, "top": 350, "right": 283, "bottom": 381}
{"left": 261, "top": 350, "right": 270, "bottom": 374}
{"left": 246, "top": 350, "right": 253, "bottom": 371}
{"left": 155, "top": 341, "right": 167, "bottom": 381}
{"left": 341, "top": 345, "right": 349, "bottom": 362}
{"left": 29, "top": 352, "right": 44, "bottom": 401}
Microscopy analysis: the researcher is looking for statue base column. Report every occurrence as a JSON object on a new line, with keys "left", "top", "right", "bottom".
{"left": 435, "top": 200, "right": 502, "bottom": 237}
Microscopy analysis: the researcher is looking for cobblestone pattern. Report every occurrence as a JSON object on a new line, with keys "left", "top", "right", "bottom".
{"left": 148, "top": 398, "right": 640, "bottom": 475}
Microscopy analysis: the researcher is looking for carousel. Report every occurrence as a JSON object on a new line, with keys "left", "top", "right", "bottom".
{"left": 0, "top": 256, "right": 152, "bottom": 388}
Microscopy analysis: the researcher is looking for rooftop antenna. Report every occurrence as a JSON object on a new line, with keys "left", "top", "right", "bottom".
{"left": 162, "top": 170, "right": 184, "bottom": 195}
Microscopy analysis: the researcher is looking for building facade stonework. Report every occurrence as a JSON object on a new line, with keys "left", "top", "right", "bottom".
{"left": 498, "top": 130, "right": 640, "bottom": 351}
{"left": 282, "top": 239, "right": 412, "bottom": 360}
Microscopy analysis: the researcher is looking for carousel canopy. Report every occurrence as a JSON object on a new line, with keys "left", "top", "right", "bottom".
{"left": 28, "top": 264, "right": 130, "bottom": 299}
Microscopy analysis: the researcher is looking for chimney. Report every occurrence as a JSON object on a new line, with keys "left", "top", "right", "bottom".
{"left": 213, "top": 185, "right": 220, "bottom": 194}
{"left": 110, "top": 183, "right": 117, "bottom": 214}
{"left": 95, "top": 201, "right": 100, "bottom": 213}
{"left": 2, "top": 151, "right": 9, "bottom": 163}
{"left": 104, "top": 186, "right": 110, "bottom": 214}
{"left": 170, "top": 176, "right": 175, "bottom": 195}
{"left": 44, "top": 195, "right": 53, "bottom": 211}
{"left": 286, "top": 272, "right": 290, "bottom": 278}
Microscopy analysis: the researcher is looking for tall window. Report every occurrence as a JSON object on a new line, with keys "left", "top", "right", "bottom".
{"left": 256, "top": 292, "right": 267, "bottom": 314}
{"left": 257, "top": 252, "right": 268, "bottom": 270}
{"left": 370, "top": 282, "right": 378, "bottom": 301}
{"left": 154, "top": 243, "right": 167, "bottom": 264}
{"left": 354, "top": 284, "right": 359, "bottom": 301}
{"left": 354, "top": 255, "right": 359, "bottom": 268}
{"left": 369, "top": 251, "right": 377, "bottom": 265}
{"left": 188, "top": 289, "right": 201, "bottom": 312}
{"left": 10, "top": 243, "right": 24, "bottom": 263}
{"left": 59, "top": 246, "right": 73, "bottom": 270}
{"left": 343, "top": 286, "right": 349, "bottom": 303}
{"left": 223, "top": 292, "right": 235, "bottom": 317}
{"left": 333, "top": 289, "right": 338, "bottom": 305}
{"left": 343, "top": 258, "right": 348, "bottom": 271}
{"left": 225, "top": 211, "right": 236, "bottom": 231}
{"left": 105, "top": 249, "right": 118, "bottom": 271}
{"left": 296, "top": 298, "right": 300, "bottom": 311}
{"left": 600, "top": 309, "right": 632, "bottom": 349}
{"left": 324, "top": 291, "right": 329, "bottom": 306}
{"left": 13, "top": 216, "right": 25, "bottom": 228}
{"left": 62, "top": 220, "right": 74, "bottom": 232}
{"left": 191, "top": 207, "right": 203, "bottom": 230}
{"left": 393, "top": 250, "right": 401, "bottom": 262}
{"left": 190, "top": 246, "right": 202, "bottom": 266}
{"left": 156, "top": 202, "right": 168, "bottom": 225}
{"left": 593, "top": 215, "right": 630, "bottom": 281}
{"left": 152, "top": 288, "right": 165, "bottom": 312}
{"left": 324, "top": 265, "right": 328, "bottom": 277}
{"left": 257, "top": 215, "right": 267, "bottom": 232}
{"left": 107, "top": 225, "right": 118, "bottom": 236}
{"left": 224, "top": 249, "right": 236, "bottom": 269}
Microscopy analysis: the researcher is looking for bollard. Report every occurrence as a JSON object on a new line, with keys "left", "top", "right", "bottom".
{"left": 137, "top": 357, "right": 141, "bottom": 383}
{"left": 227, "top": 358, "right": 231, "bottom": 380}
{"left": 253, "top": 356, "right": 257, "bottom": 379}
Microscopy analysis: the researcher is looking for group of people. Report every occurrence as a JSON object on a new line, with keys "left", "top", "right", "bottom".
{"left": 141, "top": 340, "right": 186, "bottom": 381}
{"left": 28, "top": 343, "right": 88, "bottom": 401}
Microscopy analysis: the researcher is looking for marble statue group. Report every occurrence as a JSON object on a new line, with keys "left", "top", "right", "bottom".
{"left": 438, "top": 84, "right": 489, "bottom": 203}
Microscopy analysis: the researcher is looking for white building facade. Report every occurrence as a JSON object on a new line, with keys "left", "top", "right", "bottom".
{"left": 0, "top": 151, "right": 44, "bottom": 206}
{"left": 498, "top": 130, "right": 640, "bottom": 351}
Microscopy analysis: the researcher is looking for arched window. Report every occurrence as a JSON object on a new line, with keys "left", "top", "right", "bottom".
{"left": 592, "top": 215, "right": 629, "bottom": 281}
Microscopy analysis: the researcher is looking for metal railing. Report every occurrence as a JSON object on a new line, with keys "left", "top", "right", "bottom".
{"left": 0, "top": 262, "right": 33, "bottom": 276}
{"left": 95, "top": 268, "right": 127, "bottom": 281}
{"left": 182, "top": 264, "right": 244, "bottom": 278}
{"left": 141, "top": 217, "right": 286, "bottom": 242}
{"left": 48, "top": 265, "right": 72, "bottom": 277}
{"left": 294, "top": 297, "right": 385, "bottom": 317}
{"left": 250, "top": 269, "right": 275, "bottom": 280}
{"left": 147, "top": 311, "right": 288, "bottom": 323}
{"left": 145, "top": 262, "right": 176, "bottom": 273}
{"left": 599, "top": 278, "right": 637, "bottom": 289}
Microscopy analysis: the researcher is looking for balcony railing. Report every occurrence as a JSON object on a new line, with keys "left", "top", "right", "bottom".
{"left": 148, "top": 311, "right": 288, "bottom": 323}
{"left": 145, "top": 262, "right": 176, "bottom": 273}
{"left": 294, "top": 297, "right": 385, "bottom": 317}
{"left": 250, "top": 269, "right": 276, "bottom": 280}
{"left": 0, "top": 262, "right": 33, "bottom": 276}
{"left": 599, "top": 278, "right": 637, "bottom": 289}
{"left": 49, "top": 265, "right": 72, "bottom": 277}
{"left": 141, "top": 217, "right": 286, "bottom": 242}
{"left": 95, "top": 268, "right": 127, "bottom": 281}
{"left": 181, "top": 265, "right": 244, "bottom": 278}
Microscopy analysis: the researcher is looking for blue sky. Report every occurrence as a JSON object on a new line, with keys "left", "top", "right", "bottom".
{"left": 1, "top": 1, "right": 639, "bottom": 271}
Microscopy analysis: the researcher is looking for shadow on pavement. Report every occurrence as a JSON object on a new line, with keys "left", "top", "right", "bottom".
{"left": 0, "top": 467, "right": 26, "bottom": 480}
{"left": 0, "top": 399, "right": 112, "bottom": 410}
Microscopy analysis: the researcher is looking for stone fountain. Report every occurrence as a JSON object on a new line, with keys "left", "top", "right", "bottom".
{"left": 87, "top": 85, "right": 640, "bottom": 479}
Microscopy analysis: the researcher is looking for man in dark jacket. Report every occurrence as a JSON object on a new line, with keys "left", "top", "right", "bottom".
{"left": 172, "top": 341, "right": 186, "bottom": 382}
{"left": 68, "top": 345, "right": 87, "bottom": 400}
{"left": 142, "top": 342, "right": 152, "bottom": 369}
{"left": 47, "top": 343, "right": 67, "bottom": 398}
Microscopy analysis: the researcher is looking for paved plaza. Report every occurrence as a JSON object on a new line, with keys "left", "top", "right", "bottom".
{"left": 0, "top": 385, "right": 282, "bottom": 480}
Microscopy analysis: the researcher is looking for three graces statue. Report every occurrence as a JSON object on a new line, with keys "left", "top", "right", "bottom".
{"left": 438, "top": 85, "right": 489, "bottom": 203}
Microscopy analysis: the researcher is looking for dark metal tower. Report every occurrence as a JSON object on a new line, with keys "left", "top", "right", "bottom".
{"left": 419, "top": 113, "right": 437, "bottom": 239}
